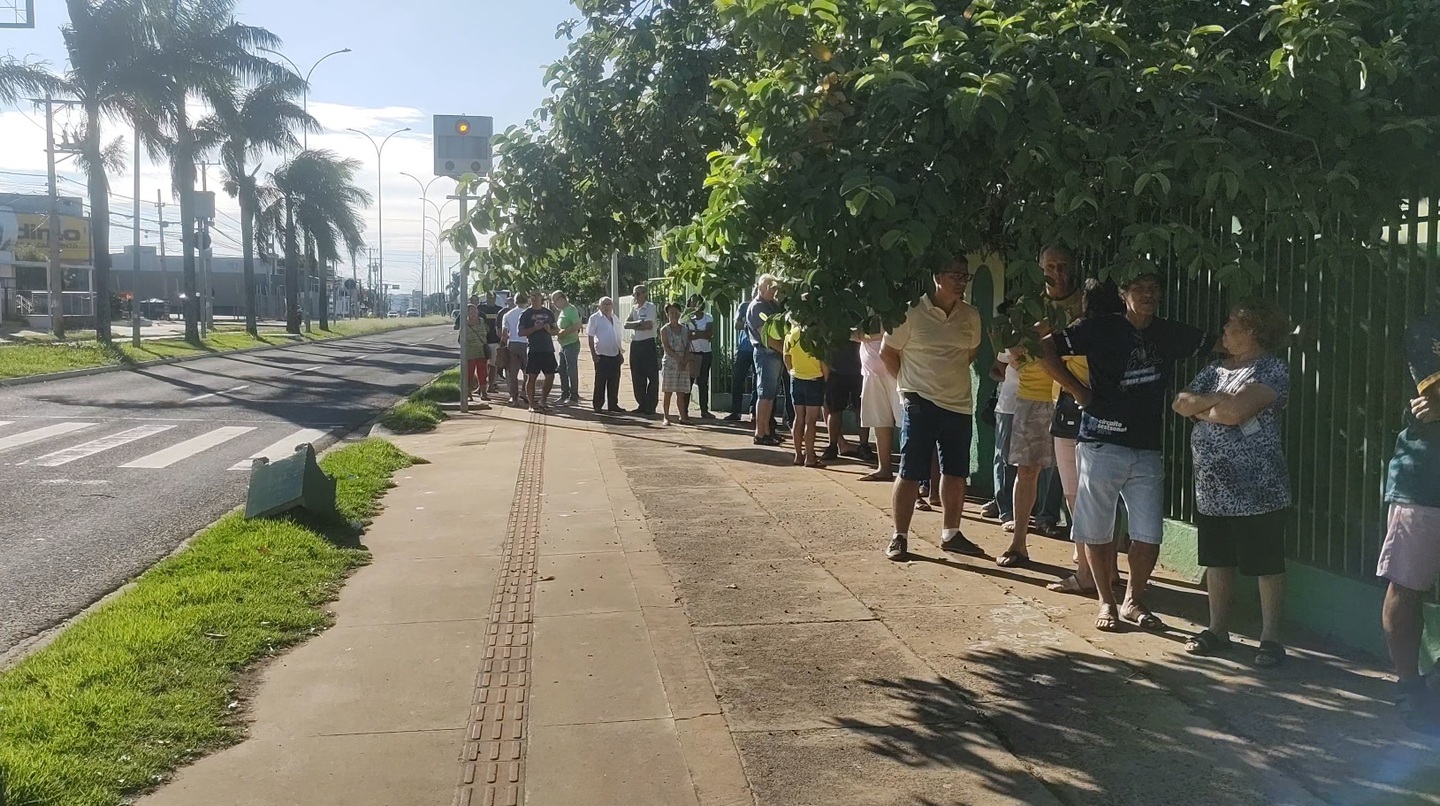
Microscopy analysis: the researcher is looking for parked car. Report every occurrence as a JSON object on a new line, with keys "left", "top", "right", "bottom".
{"left": 406, "top": 308, "right": 419, "bottom": 317}
{"left": 387, "top": 311, "right": 399, "bottom": 318}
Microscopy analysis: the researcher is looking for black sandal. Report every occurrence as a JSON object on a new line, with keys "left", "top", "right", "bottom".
{"left": 1184, "top": 629, "right": 1232, "bottom": 656}
{"left": 1254, "top": 641, "right": 1287, "bottom": 668}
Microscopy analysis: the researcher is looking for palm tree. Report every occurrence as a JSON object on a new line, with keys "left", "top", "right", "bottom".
{"left": 135, "top": 0, "right": 284, "bottom": 341}
{"left": 62, "top": 0, "right": 153, "bottom": 343}
{"left": 0, "top": 56, "right": 57, "bottom": 105}
{"left": 196, "top": 75, "right": 313, "bottom": 336}
{"left": 261, "top": 150, "right": 370, "bottom": 334}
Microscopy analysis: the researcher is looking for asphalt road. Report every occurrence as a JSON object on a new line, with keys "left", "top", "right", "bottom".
{"left": 0, "top": 325, "right": 457, "bottom": 656}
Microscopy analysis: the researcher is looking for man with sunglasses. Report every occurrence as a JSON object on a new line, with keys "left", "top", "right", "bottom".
{"left": 883, "top": 255, "right": 985, "bottom": 560}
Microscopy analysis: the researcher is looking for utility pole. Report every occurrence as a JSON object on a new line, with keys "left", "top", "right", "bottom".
{"left": 199, "top": 163, "right": 214, "bottom": 335}
{"left": 131, "top": 124, "right": 142, "bottom": 347}
{"left": 39, "top": 94, "right": 82, "bottom": 339}
{"left": 451, "top": 191, "right": 479, "bottom": 414}
{"left": 156, "top": 191, "right": 167, "bottom": 303}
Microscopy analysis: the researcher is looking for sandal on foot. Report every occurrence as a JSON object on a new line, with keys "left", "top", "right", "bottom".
{"left": 805, "top": 460, "right": 827, "bottom": 469}
{"left": 1184, "top": 629, "right": 1233, "bottom": 656}
{"left": 996, "top": 551, "right": 1029, "bottom": 568}
{"left": 914, "top": 499, "right": 934, "bottom": 512}
{"left": 1046, "top": 575, "right": 1097, "bottom": 596}
{"left": 1254, "top": 641, "right": 1287, "bottom": 668}
{"left": 1119, "top": 603, "right": 1166, "bottom": 631}
{"left": 858, "top": 471, "right": 894, "bottom": 482}
{"left": 1095, "top": 604, "right": 1120, "bottom": 632}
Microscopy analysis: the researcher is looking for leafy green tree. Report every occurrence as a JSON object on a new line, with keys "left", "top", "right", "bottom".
{"left": 678, "top": 0, "right": 1440, "bottom": 348}
{"left": 196, "top": 75, "right": 314, "bottom": 335}
{"left": 466, "top": 0, "right": 739, "bottom": 282}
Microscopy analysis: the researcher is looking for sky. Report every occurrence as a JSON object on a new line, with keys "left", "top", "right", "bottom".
{"left": 0, "top": 0, "right": 580, "bottom": 294}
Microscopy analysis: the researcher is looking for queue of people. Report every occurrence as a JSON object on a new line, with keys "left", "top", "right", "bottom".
{"left": 456, "top": 268, "right": 1439, "bottom": 730}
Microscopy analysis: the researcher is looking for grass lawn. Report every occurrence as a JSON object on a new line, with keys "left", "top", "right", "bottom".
{"left": 379, "top": 368, "right": 462, "bottom": 434}
{"left": 0, "top": 316, "right": 451, "bottom": 381}
{"left": 0, "top": 439, "right": 416, "bottom": 806}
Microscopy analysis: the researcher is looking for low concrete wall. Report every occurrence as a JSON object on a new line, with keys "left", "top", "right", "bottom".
{"left": 1159, "top": 518, "right": 1440, "bottom": 665}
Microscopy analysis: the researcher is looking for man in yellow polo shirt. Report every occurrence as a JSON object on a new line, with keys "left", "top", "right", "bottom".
{"left": 881, "top": 255, "right": 984, "bottom": 560}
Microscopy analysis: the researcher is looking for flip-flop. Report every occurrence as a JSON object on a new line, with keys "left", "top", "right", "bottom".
{"left": 1046, "top": 575, "right": 1098, "bottom": 596}
{"left": 1119, "top": 603, "right": 1166, "bottom": 631}
{"left": 805, "top": 461, "right": 827, "bottom": 469}
{"left": 1184, "top": 629, "right": 1233, "bottom": 656}
{"left": 996, "top": 551, "right": 1030, "bottom": 568}
{"left": 858, "top": 471, "right": 895, "bottom": 482}
{"left": 915, "top": 499, "right": 934, "bottom": 512}
{"left": 1095, "top": 604, "right": 1120, "bottom": 632}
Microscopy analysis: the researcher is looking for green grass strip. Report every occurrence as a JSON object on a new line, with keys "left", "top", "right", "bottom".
{"left": 0, "top": 316, "right": 450, "bottom": 381}
{"left": 0, "top": 439, "right": 417, "bottom": 806}
{"left": 379, "top": 368, "right": 462, "bottom": 434}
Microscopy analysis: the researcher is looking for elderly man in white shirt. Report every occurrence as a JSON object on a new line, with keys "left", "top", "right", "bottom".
{"left": 501, "top": 302, "right": 530, "bottom": 407}
{"left": 624, "top": 284, "right": 659, "bottom": 415}
{"left": 588, "top": 297, "right": 625, "bottom": 413}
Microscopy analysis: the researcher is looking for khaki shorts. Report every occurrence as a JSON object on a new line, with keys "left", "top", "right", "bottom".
{"left": 1008, "top": 398, "right": 1056, "bottom": 467}
{"left": 860, "top": 373, "right": 903, "bottom": 429}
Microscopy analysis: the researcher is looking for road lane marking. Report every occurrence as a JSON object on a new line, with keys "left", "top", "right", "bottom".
{"left": 184, "top": 385, "right": 251, "bottom": 403}
{"left": 0, "top": 421, "right": 11, "bottom": 429}
{"left": 26, "top": 425, "right": 176, "bottom": 467}
{"left": 229, "top": 428, "right": 331, "bottom": 471}
{"left": 121, "top": 426, "right": 258, "bottom": 469}
{"left": 294, "top": 365, "right": 324, "bottom": 375}
{"left": 0, "top": 422, "right": 96, "bottom": 454}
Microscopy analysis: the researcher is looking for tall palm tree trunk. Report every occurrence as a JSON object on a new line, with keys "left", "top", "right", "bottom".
{"left": 175, "top": 103, "right": 200, "bottom": 342}
{"left": 318, "top": 256, "right": 329, "bottom": 330}
{"left": 284, "top": 196, "right": 300, "bottom": 334}
{"left": 239, "top": 187, "right": 257, "bottom": 336}
{"left": 82, "top": 104, "right": 113, "bottom": 342}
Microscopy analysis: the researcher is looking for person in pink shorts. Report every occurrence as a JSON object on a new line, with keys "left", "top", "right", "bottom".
{"left": 1378, "top": 310, "right": 1440, "bottom": 731}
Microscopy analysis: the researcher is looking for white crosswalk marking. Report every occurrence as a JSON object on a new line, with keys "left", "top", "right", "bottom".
{"left": 26, "top": 425, "right": 176, "bottom": 467}
{"left": 120, "top": 426, "right": 258, "bottom": 469}
{"left": 0, "top": 422, "right": 96, "bottom": 454}
{"left": 0, "top": 421, "right": 12, "bottom": 429}
{"left": 229, "top": 428, "right": 331, "bottom": 471}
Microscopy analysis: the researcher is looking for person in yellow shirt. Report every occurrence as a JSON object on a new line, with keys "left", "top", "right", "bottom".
{"left": 784, "top": 317, "right": 827, "bottom": 468}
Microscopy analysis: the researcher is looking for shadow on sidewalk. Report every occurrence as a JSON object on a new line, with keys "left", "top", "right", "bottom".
{"left": 835, "top": 649, "right": 1440, "bottom": 805}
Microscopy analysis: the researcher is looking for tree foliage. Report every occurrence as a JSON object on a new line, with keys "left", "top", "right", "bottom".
{"left": 465, "top": 0, "right": 1440, "bottom": 351}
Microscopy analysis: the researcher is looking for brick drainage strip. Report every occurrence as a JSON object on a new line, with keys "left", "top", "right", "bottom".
{"left": 454, "top": 416, "right": 543, "bottom": 806}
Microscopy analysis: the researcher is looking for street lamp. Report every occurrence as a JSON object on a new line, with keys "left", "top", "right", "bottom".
{"left": 348, "top": 127, "right": 411, "bottom": 316}
{"left": 401, "top": 172, "right": 449, "bottom": 314}
{"left": 259, "top": 47, "right": 352, "bottom": 150}
{"left": 423, "top": 197, "right": 457, "bottom": 304}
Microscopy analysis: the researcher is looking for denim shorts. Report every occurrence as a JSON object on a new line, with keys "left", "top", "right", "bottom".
{"left": 754, "top": 347, "right": 785, "bottom": 401}
{"left": 790, "top": 377, "right": 825, "bottom": 407}
{"left": 1073, "top": 442, "right": 1165, "bottom": 545}
{"left": 899, "top": 393, "right": 973, "bottom": 481}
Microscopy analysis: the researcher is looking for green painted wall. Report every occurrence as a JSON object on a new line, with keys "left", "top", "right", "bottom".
{"left": 1159, "top": 519, "right": 1440, "bottom": 667}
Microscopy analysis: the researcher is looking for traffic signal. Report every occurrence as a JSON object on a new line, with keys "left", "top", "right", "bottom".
{"left": 434, "top": 114, "right": 493, "bottom": 179}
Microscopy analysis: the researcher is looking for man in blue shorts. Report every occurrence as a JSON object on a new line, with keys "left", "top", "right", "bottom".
{"left": 882, "top": 256, "right": 984, "bottom": 560}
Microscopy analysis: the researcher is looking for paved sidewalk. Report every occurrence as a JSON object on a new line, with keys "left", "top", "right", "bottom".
{"left": 140, "top": 355, "right": 1440, "bottom": 805}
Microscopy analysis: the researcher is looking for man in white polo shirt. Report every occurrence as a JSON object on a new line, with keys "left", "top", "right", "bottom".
{"left": 624, "top": 284, "right": 659, "bottom": 415}
{"left": 588, "top": 297, "right": 625, "bottom": 413}
{"left": 882, "top": 255, "right": 984, "bottom": 561}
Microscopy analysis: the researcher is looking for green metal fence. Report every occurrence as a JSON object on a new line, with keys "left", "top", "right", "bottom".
{"left": 1160, "top": 197, "right": 1439, "bottom": 588}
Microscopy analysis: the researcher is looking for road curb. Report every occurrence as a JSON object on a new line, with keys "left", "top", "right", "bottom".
{"left": 0, "top": 323, "right": 447, "bottom": 388}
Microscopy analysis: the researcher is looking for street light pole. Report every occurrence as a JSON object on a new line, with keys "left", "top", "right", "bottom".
{"left": 348, "top": 127, "right": 410, "bottom": 316}
{"left": 401, "top": 172, "right": 444, "bottom": 314}
{"left": 259, "top": 47, "right": 351, "bottom": 150}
